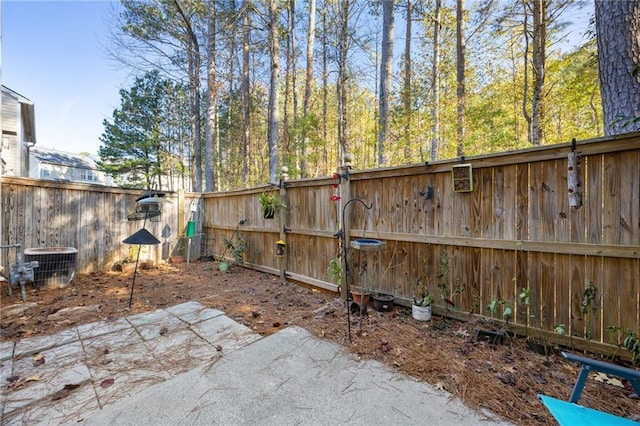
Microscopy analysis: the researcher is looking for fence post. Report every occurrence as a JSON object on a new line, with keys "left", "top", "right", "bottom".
{"left": 279, "top": 167, "right": 289, "bottom": 281}
{"left": 177, "top": 189, "right": 185, "bottom": 257}
{"left": 338, "top": 154, "right": 353, "bottom": 299}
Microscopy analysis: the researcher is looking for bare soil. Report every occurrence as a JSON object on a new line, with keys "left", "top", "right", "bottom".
{"left": 1, "top": 262, "right": 639, "bottom": 425}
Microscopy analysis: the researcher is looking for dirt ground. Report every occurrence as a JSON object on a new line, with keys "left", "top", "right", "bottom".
{"left": 2, "top": 261, "right": 639, "bottom": 425}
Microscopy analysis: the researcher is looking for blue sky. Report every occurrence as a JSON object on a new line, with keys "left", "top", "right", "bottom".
{"left": 2, "top": 0, "right": 129, "bottom": 156}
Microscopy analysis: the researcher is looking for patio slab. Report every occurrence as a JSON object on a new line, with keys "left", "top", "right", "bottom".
{"left": 0, "top": 301, "right": 261, "bottom": 425}
{"left": 1, "top": 302, "right": 513, "bottom": 426}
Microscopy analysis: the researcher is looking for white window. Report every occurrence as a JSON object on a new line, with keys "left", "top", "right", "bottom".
{"left": 41, "top": 168, "right": 51, "bottom": 177}
{"left": 79, "top": 169, "right": 98, "bottom": 182}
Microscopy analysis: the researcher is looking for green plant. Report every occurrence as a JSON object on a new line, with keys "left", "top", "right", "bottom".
{"left": 623, "top": 330, "right": 640, "bottom": 365}
{"left": 218, "top": 219, "right": 248, "bottom": 264}
{"left": 413, "top": 292, "right": 433, "bottom": 307}
{"left": 606, "top": 325, "right": 622, "bottom": 345}
{"left": 328, "top": 257, "right": 343, "bottom": 286}
{"left": 413, "top": 262, "right": 433, "bottom": 307}
{"left": 486, "top": 296, "right": 512, "bottom": 322}
{"left": 175, "top": 236, "right": 186, "bottom": 255}
{"left": 258, "top": 191, "right": 286, "bottom": 218}
{"left": 224, "top": 233, "right": 248, "bottom": 265}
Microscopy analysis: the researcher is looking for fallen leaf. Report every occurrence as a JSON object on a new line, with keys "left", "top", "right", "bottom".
{"left": 594, "top": 372, "right": 624, "bottom": 388}
{"left": 455, "top": 328, "right": 470, "bottom": 338}
{"left": 159, "top": 326, "right": 168, "bottom": 335}
{"left": 215, "top": 345, "right": 223, "bottom": 351}
{"left": 7, "top": 375, "right": 40, "bottom": 390}
{"left": 51, "top": 383, "right": 81, "bottom": 400}
{"left": 100, "top": 378, "right": 115, "bottom": 388}
{"left": 435, "top": 382, "right": 446, "bottom": 391}
{"left": 32, "top": 354, "right": 45, "bottom": 366}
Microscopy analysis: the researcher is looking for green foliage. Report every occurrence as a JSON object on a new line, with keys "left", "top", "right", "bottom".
{"left": 623, "top": 331, "right": 640, "bottom": 365}
{"left": 413, "top": 293, "right": 433, "bottom": 307}
{"left": 218, "top": 219, "right": 248, "bottom": 265}
{"left": 98, "top": 71, "right": 190, "bottom": 189}
{"left": 110, "top": 0, "right": 602, "bottom": 189}
{"left": 328, "top": 257, "right": 343, "bottom": 286}
{"left": 486, "top": 296, "right": 512, "bottom": 321}
{"left": 222, "top": 233, "right": 248, "bottom": 265}
{"left": 258, "top": 192, "right": 286, "bottom": 218}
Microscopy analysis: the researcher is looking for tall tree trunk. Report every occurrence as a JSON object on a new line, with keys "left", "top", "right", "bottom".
{"left": 205, "top": 1, "right": 217, "bottom": 192}
{"left": 242, "top": 1, "right": 251, "bottom": 184}
{"left": 595, "top": 0, "right": 640, "bottom": 135}
{"left": 321, "top": 2, "right": 329, "bottom": 173}
{"left": 173, "top": 0, "right": 202, "bottom": 192}
{"left": 268, "top": 0, "right": 281, "bottom": 184}
{"left": 337, "top": 0, "right": 351, "bottom": 161}
{"left": 521, "top": 1, "right": 532, "bottom": 144}
{"left": 378, "top": 0, "right": 395, "bottom": 167}
{"left": 531, "top": 0, "right": 546, "bottom": 146}
{"left": 430, "top": 0, "right": 441, "bottom": 161}
{"left": 456, "top": 0, "right": 466, "bottom": 158}
{"left": 290, "top": 0, "right": 298, "bottom": 172}
{"left": 283, "top": 1, "right": 292, "bottom": 162}
{"left": 301, "top": 0, "right": 316, "bottom": 177}
{"left": 403, "top": 0, "right": 412, "bottom": 161}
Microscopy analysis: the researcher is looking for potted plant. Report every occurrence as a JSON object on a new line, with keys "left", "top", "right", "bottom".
{"left": 171, "top": 237, "right": 186, "bottom": 264}
{"left": 350, "top": 286, "right": 371, "bottom": 306}
{"left": 372, "top": 292, "right": 394, "bottom": 312}
{"left": 258, "top": 191, "right": 286, "bottom": 219}
{"left": 217, "top": 219, "right": 248, "bottom": 271}
{"left": 116, "top": 257, "right": 136, "bottom": 273}
{"left": 411, "top": 274, "right": 433, "bottom": 321}
{"left": 412, "top": 291, "right": 433, "bottom": 321}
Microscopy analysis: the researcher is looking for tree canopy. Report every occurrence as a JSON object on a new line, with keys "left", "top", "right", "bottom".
{"left": 99, "top": 0, "right": 638, "bottom": 191}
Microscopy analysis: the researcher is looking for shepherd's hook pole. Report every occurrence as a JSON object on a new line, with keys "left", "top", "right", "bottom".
{"left": 341, "top": 198, "right": 372, "bottom": 343}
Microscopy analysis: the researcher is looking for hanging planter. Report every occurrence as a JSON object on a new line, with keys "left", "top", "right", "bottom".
{"left": 258, "top": 192, "right": 286, "bottom": 219}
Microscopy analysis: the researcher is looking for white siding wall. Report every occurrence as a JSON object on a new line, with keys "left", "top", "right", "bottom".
{"left": 1, "top": 91, "right": 21, "bottom": 176}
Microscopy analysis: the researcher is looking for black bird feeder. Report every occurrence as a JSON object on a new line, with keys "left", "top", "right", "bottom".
{"left": 123, "top": 227, "right": 160, "bottom": 307}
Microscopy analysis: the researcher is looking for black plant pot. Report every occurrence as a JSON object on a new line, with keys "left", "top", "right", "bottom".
{"left": 528, "top": 339, "right": 554, "bottom": 356}
{"left": 263, "top": 208, "right": 275, "bottom": 219}
{"left": 372, "top": 293, "right": 394, "bottom": 312}
{"left": 475, "top": 329, "right": 505, "bottom": 346}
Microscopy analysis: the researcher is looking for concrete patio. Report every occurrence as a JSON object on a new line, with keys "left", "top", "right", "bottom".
{"left": 1, "top": 301, "right": 512, "bottom": 425}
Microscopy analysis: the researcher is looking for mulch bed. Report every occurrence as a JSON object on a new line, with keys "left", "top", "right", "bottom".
{"left": 1, "top": 262, "right": 639, "bottom": 425}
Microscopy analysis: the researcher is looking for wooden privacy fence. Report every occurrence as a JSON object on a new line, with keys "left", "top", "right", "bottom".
{"left": 203, "top": 132, "right": 640, "bottom": 358}
{"left": 0, "top": 179, "right": 200, "bottom": 272}
{"left": 1, "top": 132, "right": 639, "bottom": 358}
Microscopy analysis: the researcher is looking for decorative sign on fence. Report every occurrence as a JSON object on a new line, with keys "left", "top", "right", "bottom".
{"left": 452, "top": 164, "right": 473, "bottom": 192}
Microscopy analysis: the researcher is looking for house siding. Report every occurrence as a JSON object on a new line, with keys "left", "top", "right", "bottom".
{"left": 1, "top": 86, "right": 34, "bottom": 177}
